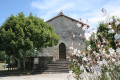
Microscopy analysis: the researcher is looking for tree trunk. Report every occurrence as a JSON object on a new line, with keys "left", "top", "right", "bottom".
{"left": 23, "top": 50, "right": 26, "bottom": 71}
{"left": 13, "top": 55, "right": 15, "bottom": 70}
{"left": 8, "top": 55, "right": 10, "bottom": 70}
{"left": 4, "top": 55, "right": 6, "bottom": 70}
{"left": 12, "top": 55, "right": 13, "bottom": 70}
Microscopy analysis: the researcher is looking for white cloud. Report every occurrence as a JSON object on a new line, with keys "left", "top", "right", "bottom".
{"left": 31, "top": 0, "right": 120, "bottom": 27}
{"left": 30, "top": 0, "right": 120, "bottom": 40}
{"left": 31, "top": 0, "right": 76, "bottom": 21}
{"left": 56, "top": 3, "right": 74, "bottom": 12}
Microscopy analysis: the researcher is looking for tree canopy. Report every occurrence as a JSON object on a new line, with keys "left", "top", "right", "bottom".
{"left": 0, "top": 12, "right": 60, "bottom": 70}
{"left": 0, "top": 12, "right": 59, "bottom": 52}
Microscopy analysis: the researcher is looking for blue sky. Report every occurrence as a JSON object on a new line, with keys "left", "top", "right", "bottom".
{"left": 0, "top": 0, "right": 120, "bottom": 31}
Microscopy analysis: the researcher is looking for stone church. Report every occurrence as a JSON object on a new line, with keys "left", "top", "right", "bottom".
{"left": 37, "top": 12, "right": 88, "bottom": 61}
{"left": 19, "top": 12, "right": 89, "bottom": 70}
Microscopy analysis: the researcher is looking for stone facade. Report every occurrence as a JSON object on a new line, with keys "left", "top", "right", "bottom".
{"left": 37, "top": 12, "right": 88, "bottom": 61}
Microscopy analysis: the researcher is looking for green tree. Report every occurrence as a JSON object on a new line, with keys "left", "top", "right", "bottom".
{"left": 0, "top": 12, "right": 60, "bottom": 70}
{"left": 87, "top": 16, "right": 119, "bottom": 54}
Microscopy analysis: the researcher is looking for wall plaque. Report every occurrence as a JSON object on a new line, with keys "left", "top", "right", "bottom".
{"left": 34, "top": 58, "right": 39, "bottom": 64}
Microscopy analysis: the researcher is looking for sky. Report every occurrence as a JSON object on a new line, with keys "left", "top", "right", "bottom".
{"left": 0, "top": 0, "right": 120, "bottom": 32}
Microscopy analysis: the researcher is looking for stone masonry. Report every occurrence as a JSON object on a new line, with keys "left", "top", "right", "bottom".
{"left": 37, "top": 12, "right": 88, "bottom": 61}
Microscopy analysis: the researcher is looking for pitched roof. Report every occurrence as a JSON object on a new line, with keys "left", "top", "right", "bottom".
{"left": 46, "top": 12, "right": 89, "bottom": 27}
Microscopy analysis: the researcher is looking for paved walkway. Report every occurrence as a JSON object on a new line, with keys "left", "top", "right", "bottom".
{"left": 0, "top": 73, "right": 75, "bottom": 80}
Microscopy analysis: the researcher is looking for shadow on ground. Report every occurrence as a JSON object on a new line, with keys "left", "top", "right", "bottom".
{"left": 0, "top": 70, "right": 46, "bottom": 77}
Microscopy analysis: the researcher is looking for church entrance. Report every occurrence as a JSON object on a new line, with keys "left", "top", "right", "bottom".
{"left": 59, "top": 43, "right": 66, "bottom": 59}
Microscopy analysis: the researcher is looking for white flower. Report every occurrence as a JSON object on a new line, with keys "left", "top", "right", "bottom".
{"left": 102, "top": 39, "right": 106, "bottom": 43}
{"left": 108, "top": 29, "right": 115, "bottom": 34}
{"left": 114, "top": 33, "right": 120, "bottom": 40}
{"left": 70, "top": 46, "right": 74, "bottom": 50}
{"left": 115, "top": 21, "right": 120, "bottom": 26}
{"left": 73, "top": 34, "right": 75, "bottom": 38}
{"left": 79, "top": 34, "right": 82, "bottom": 37}
{"left": 105, "top": 54, "right": 109, "bottom": 58}
{"left": 96, "top": 53, "right": 100, "bottom": 57}
{"left": 69, "top": 70, "right": 73, "bottom": 74}
{"left": 102, "top": 49, "right": 106, "bottom": 54}
{"left": 98, "top": 45, "right": 100, "bottom": 48}
{"left": 98, "top": 61, "right": 103, "bottom": 66}
{"left": 108, "top": 24, "right": 112, "bottom": 29}
{"left": 107, "top": 54, "right": 111, "bottom": 58}
{"left": 99, "top": 49, "right": 102, "bottom": 53}
{"left": 101, "top": 45, "right": 104, "bottom": 48}
{"left": 73, "top": 59, "right": 76, "bottom": 62}
{"left": 112, "top": 58, "right": 116, "bottom": 62}
{"left": 94, "top": 34, "right": 98, "bottom": 39}
{"left": 82, "top": 57, "right": 88, "bottom": 61}
{"left": 93, "top": 51, "right": 96, "bottom": 54}
{"left": 76, "top": 54, "right": 80, "bottom": 57}
{"left": 109, "top": 48, "right": 115, "bottom": 56}
{"left": 80, "top": 64, "right": 84, "bottom": 70}
{"left": 116, "top": 42, "right": 120, "bottom": 47}
{"left": 82, "top": 25, "right": 88, "bottom": 31}
{"left": 111, "top": 68, "right": 113, "bottom": 70}
{"left": 97, "top": 71, "right": 101, "bottom": 76}
{"left": 82, "top": 52, "right": 86, "bottom": 56}
{"left": 73, "top": 48, "right": 77, "bottom": 54}
{"left": 78, "top": 50, "right": 81, "bottom": 54}
{"left": 109, "top": 18, "right": 113, "bottom": 23}
{"left": 102, "top": 59, "right": 108, "bottom": 66}
{"left": 98, "top": 59, "right": 108, "bottom": 66}
{"left": 87, "top": 45, "right": 91, "bottom": 51}
{"left": 98, "top": 33, "right": 101, "bottom": 35}
{"left": 93, "top": 65, "right": 101, "bottom": 72}
{"left": 115, "top": 61, "right": 120, "bottom": 66}
{"left": 72, "top": 32, "right": 75, "bottom": 38}
{"left": 77, "top": 23, "right": 82, "bottom": 27}
{"left": 116, "top": 48, "right": 120, "bottom": 54}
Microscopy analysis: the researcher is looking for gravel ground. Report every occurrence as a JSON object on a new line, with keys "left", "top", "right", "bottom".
{"left": 0, "top": 73, "right": 75, "bottom": 80}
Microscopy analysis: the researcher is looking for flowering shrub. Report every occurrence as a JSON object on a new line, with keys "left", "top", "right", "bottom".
{"left": 69, "top": 9, "right": 120, "bottom": 80}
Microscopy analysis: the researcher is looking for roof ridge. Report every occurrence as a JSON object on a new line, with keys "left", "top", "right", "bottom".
{"left": 57, "top": 12, "right": 63, "bottom": 16}
{"left": 46, "top": 12, "right": 89, "bottom": 28}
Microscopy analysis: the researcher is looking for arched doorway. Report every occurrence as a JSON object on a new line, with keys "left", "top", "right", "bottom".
{"left": 59, "top": 43, "right": 66, "bottom": 59}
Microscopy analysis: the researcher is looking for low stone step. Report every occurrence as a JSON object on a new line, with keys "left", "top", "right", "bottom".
{"left": 45, "top": 67, "right": 69, "bottom": 70}
{"left": 42, "top": 69, "right": 69, "bottom": 72}
{"left": 46, "top": 66, "right": 69, "bottom": 68}
{"left": 50, "top": 62, "right": 72, "bottom": 64}
{"left": 37, "top": 59, "right": 71, "bottom": 73}
{"left": 47, "top": 64, "right": 71, "bottom": 66}
{"left": 41, "top": 71, "right": 69, "bottom": 74}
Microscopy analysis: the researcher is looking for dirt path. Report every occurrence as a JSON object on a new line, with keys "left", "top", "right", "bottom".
{"left": 0, "top": 73, "right": 75, "bottom": 80}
